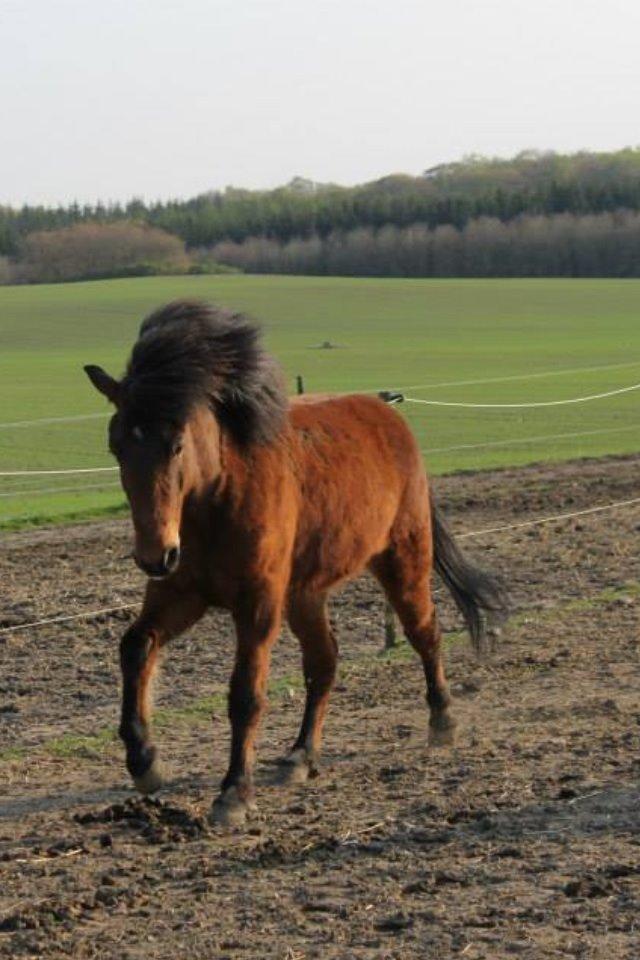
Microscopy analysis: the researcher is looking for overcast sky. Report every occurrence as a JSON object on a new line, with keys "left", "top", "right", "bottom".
{"left": 2, "top": 0, "right": 639, "bottom": 207}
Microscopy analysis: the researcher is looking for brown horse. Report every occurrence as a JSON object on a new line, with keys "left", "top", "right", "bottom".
{"left": 85, "top": 300, "right": 505, "bottom": 825}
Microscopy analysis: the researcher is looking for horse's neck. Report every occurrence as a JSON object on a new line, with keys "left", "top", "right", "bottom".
{"left": 187, "top": 417, "right": 290, "bottom": 525}
{"left": 185, "top": 429, "right": 247, "bottom": 509}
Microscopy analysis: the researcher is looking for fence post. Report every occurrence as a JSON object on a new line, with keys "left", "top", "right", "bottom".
{"left": 296, "top": 375, "right": 305, "bottom": 395}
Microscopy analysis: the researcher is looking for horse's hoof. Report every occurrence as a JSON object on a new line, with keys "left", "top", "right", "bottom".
{"left": 284, "top": 761, "right": 311, "bottom": 785}
{"left": 277, "top": 748, "right": 319, "bottom": 785}
{"left": 428, "top": 715, "right": 457, "bottom": 747}
{"left": 209, "top": 788, "right": 256, "bottom": 827}
{"left": 133, "top": 761, "right": 165, "bottom": 795}
{"left": 278, "top": 752, "right": 311, "bottom": 785}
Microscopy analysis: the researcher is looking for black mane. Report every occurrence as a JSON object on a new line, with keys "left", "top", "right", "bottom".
{"left": 120, "top": 300, "right": 287, "bottom": 445}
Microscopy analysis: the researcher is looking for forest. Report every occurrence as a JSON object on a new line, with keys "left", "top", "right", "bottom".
{"left": 210, "top": 210, "right": 640, "bottom": 278}
{"left": 3, "top": 148, "right": 640, "bottom": 279}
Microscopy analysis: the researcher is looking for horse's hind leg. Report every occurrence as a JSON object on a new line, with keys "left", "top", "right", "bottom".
{"left": 370, "top": 538, "right": 456, "bottom": 746}
{"left": 119, "top": 583, "right": 206, "bottom": 794}
{"left": 280, "top": 592, "right": 338, "bottom": 784}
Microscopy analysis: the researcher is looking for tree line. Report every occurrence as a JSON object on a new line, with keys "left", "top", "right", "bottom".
{"left": 211, "top": 210, "right": 640, "bottom": 278}
{"left": 12, "top": 222, "right": 190, "bottom": 284}
{"left": 3, "top": 148, "right": 640, "bottom": 256}
{"left": 0, "top": 221, "right": 238, "bottom": 285}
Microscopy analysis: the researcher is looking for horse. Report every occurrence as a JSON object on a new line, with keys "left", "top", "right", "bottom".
{"left": 84, "top": 299, "right": 506, "bottom": 825}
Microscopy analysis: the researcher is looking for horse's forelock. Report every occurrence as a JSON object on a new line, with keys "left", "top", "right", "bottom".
{"left": 121, "top": 300, "right": 287, "bottom": 445}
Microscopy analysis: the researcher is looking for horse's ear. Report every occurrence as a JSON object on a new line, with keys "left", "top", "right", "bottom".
{"left": 84, "top": 365, "right": 120, "bottom": 404}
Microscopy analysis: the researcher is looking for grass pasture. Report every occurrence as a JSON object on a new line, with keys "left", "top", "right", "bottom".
{"left": 1, "top": 274, "right": 639, "bottom": 528}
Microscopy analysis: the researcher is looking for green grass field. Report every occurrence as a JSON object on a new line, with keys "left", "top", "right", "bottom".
{"left": 1, "top": 275, "right": 639, "bottom": 529}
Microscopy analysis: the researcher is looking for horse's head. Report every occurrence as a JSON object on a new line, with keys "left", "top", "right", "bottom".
{"left": 84, "top": 301, "right": 287, "bottom": 580}
{"left": 84, "top": 364, "right": 200, "bottom": 578}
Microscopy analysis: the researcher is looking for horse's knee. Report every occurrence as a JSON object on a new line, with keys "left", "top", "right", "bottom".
{"left": 305, "top": 662, "right": 336, "bottom": 695}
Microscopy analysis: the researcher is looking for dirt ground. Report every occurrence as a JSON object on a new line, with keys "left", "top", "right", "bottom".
{"left": 0, "top": 455, "right": 638, "bottom": 959}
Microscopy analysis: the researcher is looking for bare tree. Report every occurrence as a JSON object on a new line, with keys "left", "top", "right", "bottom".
{"left": 16, "top": 221, "right": 189, "bottom": 284}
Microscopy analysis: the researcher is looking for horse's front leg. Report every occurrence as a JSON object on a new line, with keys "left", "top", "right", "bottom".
{"left": 211, "top": 596, "right": 282, "bottom": 825}
{"left": 119, "top": 583, "right": 206, "bottom": 794}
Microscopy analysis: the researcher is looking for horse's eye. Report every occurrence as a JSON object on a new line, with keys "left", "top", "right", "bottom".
{"left": 172, "top": 438, "right": 184, "bottom": 457}
{"left": 132, "top": 426, "right": 144, "bottom": 442}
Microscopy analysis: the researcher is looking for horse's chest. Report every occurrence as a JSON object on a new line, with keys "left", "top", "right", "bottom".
{"left": 201, "top": 551, "right": 241, "bottom": 608}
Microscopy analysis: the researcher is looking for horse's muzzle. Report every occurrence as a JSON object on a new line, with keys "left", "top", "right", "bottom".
{"left": 135, "top": 544, "right": 181, "bottom": 579}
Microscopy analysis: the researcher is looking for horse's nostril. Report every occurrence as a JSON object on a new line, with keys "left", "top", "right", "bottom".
{"left": 135, "top": 547, "right": 180, "bottom": 579}
{"left": 164, "top": 546, "right": 180, "bottom": 572}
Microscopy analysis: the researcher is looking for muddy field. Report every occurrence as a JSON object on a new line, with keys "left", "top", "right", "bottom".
{"left": 1, "top": 455, "right": 639, "bottom": 959}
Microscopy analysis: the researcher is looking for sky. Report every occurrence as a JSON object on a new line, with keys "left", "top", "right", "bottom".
{"left": 1, "top": 0, "right": 640, "bottom": 207}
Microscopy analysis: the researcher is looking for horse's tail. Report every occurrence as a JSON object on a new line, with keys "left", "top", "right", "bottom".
{"left": 431, "top": 500, "right": 508, "bottom": 655}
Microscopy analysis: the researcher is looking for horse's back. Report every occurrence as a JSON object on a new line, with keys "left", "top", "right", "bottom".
{"left": 290, "top": 392, "right": 421, "bottom": 470}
